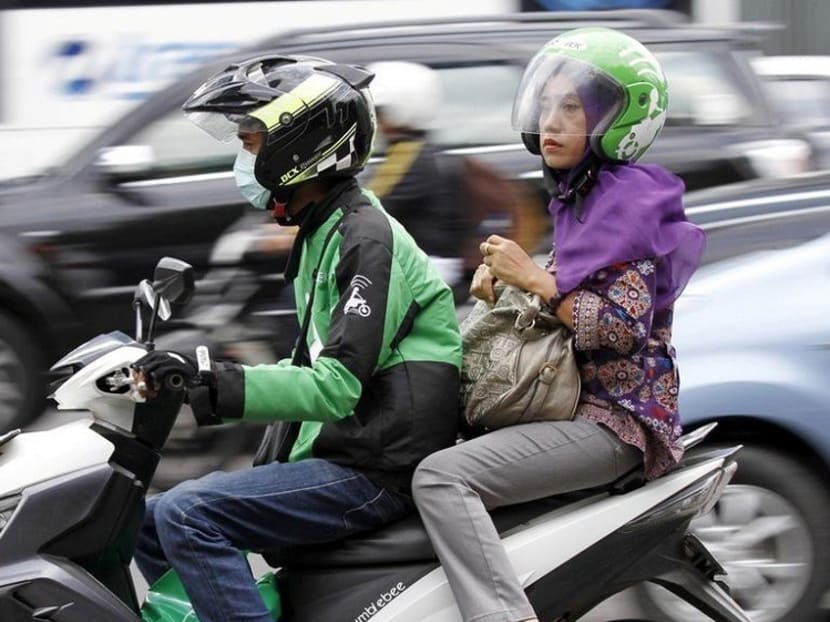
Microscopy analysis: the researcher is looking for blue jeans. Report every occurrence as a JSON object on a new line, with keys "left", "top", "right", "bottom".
{"left": 134, "top": 458, "right": 413, "bottom": 622}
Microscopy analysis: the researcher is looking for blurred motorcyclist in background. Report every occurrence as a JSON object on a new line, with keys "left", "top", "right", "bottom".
{"left": 365, "top": 61, "right": 471, "bottom": 298}
{"left": 365, "top": 61, "right": 546, "bottom": 304}
{"left": 131, "top": 54, "right": 462, "bottom": 622}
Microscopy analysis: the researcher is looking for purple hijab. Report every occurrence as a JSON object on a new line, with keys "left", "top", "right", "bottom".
{"left": 550, "top": 163, "right": 705, "bottom": 310}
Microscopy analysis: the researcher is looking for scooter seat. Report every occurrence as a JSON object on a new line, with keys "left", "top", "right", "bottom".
{"left": 263, "top": 462, "right": 647, "bottom": 569}
{"left": 264, "top": 494, "right": 567, "bottom": 569}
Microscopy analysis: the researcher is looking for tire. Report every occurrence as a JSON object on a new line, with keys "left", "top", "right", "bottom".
{"left": 635, "top": 445, "right": 830, "bottom": 622}
{"left": 0, "top": 310, "right": 45, "bottom": 431}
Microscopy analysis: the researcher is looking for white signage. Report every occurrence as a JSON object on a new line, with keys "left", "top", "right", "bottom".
{"left": 0, "top": 0, "right": 514, "bottom": 179}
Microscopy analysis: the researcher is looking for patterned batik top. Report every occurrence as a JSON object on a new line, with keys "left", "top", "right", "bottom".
{"left": 558, "top": 257, "right": 684, "bottom": 480}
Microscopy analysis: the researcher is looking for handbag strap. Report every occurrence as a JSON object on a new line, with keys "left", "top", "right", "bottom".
{"left": 514, "top": 293, "right": 543, "bottom": 331}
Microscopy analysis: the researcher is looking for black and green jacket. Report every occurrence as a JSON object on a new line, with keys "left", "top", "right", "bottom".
{"left": 213, "top": 178, "right": 462, "bottom": 490}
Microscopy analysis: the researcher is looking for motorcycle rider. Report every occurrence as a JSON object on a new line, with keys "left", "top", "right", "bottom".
{"left": 131, "top": 54, "right": 462, "bottom": 622}
{"left": 411, "top": 27, "right": 705, "bottom": 622}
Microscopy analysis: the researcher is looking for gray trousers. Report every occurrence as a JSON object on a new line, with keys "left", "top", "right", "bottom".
{"left": 411, "top": 418, "right": 642, "bottom": 622}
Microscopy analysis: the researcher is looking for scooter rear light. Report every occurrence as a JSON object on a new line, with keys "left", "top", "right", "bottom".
{"left": 696, "top": 461, "right": 737, "bottom": 519}
{"left": 632, "top": 464, "right": 736, "bottom": 526}
{"left": 676, "top": 471, "right": 724, "bottom": 519}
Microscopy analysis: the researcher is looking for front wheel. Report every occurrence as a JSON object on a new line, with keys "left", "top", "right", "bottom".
{"left": 0, "top": 311, "right": 45, "bottom": 431}
{"left": 635, "top": 445, "right": 830, "bottom": 622}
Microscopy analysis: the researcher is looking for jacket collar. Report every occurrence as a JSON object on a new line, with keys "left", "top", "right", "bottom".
{"left": 283, "top": 177, "right": 359, "bottom": 282}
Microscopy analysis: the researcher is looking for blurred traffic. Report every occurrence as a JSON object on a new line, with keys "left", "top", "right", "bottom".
{"left": 1, "top": 2, "right": 830, "bottom": 621}
{"left": 751, "top": 54, "right": 830, "bottom": 169}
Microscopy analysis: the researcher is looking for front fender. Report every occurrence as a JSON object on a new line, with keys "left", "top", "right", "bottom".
{"left": 679, "top": 380, "right": 830, "bottom": 464}
{"left": 680, "top": 344, "right": 827, "bottom": 409}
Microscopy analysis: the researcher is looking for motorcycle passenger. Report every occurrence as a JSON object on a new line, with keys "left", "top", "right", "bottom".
{"left": 364, "top": 61, "right": 470, "bottom": 298}
{"left": 411, "top": 28, "right": 705, "bottom": 622}
{"left": 132, "top": 54, "right": 462, "bottom": 622}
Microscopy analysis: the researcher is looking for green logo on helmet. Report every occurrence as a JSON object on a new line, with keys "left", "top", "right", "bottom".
{"left": 551, "top": 37, "right": 586, "bottom": 52}
{"left": 615, "top": 86, "right": 667, "bottom": 161}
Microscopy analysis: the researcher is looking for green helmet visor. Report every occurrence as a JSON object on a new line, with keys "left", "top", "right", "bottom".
{"left": 511, "top": 55, "right": 624, "bottom": 138}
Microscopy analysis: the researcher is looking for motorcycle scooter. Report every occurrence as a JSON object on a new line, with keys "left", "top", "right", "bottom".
{"left": 0, "top": 257, "right": 750, "bottom": 622}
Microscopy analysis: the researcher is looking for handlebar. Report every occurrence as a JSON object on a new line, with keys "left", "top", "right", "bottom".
{"left": 132, "top": 369, "right": 187, "bottom": 399}
{"left": 165, "top": 373, "right": 186, "bottom": 391}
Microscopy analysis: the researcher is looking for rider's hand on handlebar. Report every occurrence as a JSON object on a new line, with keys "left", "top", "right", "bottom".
{"left": 132, "top": 350, "right": 199, "bottom": 393}
{"left": 132, "top": 369, "right": 158, "bottom": 400}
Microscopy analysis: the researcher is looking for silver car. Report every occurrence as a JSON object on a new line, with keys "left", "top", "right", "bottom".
{"left": 636, "top": 173, "right": 830, "bottom": 622}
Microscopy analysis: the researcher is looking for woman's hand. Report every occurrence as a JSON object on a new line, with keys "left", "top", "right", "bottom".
{"left": 470, "top": 263, "right": 497, "bottom": 304}
{"left": 480, "top": 235, "right": 551, "bottom": 295}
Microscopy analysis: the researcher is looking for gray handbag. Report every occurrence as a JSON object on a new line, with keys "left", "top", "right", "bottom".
{"left": 460, "top": 285, "right": 580, "bottom": 430}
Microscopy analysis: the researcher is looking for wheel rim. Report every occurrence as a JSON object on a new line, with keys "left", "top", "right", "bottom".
{"left": 643, "top": 484, "right": 813, "bottom": 621}
{"left": 0, "top": 336, "right": 26, "bottom": 430}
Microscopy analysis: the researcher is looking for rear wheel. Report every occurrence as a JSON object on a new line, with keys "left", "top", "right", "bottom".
{"left": 636, "top": 445, "right": 830, "bottom": 622}
{"left": 0, "top": 311, "right": 45, "bottom": 431}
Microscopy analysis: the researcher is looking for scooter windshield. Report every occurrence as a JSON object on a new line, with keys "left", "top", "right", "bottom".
{"left": 50, "top": 331, "right": 136, "bottom": 373}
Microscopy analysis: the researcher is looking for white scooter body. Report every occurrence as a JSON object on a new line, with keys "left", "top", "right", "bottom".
{"left": 370, "top": 456, "right": 736, "bottom": 621}
{"left": 0, "top": 261, "right": 751, "bottom": 622}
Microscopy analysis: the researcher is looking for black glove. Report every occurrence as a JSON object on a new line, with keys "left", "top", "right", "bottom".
{"left": 132, "top": 350, "right": 199, "bottom": 389}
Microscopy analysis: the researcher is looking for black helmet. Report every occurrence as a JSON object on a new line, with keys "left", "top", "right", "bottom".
{"left": 183, "top": 54, "right": 376, "bottom": 202}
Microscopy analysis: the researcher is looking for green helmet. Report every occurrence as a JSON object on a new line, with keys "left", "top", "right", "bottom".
{"left": 512, "top": 27, "right": 668, "bottom": 163}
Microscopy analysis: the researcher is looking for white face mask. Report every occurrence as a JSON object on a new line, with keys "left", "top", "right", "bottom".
{"left": 233, "top": 149, "right": 271, "bottom": 209}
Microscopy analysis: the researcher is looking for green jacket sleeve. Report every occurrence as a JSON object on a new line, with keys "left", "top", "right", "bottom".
{"left": 231, "top": 213, "right": 416, "bottom": 422}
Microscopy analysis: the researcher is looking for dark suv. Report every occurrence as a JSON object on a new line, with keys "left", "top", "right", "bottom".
{"left": 0, "top": 9, "right": 809, "bottom": 431}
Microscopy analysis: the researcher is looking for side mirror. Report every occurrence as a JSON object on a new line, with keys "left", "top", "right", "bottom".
{"left": 94, "top": 145, "right": 157, "bottom": 176}
{"left": 140, "top": 258, "right": 195, "bottom": 345}
{"left": 132, "top": 278, "right": 172, "bottom": 342}
{"left": 135, "top": 279, "right": 172, "bottom": 320}
{"left": 153, "top": 257, "right": 195, "bottom": 306}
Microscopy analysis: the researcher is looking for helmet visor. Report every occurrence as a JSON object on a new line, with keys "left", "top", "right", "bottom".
{"left": 511, "top": 55, "right": 623, "bottom": 138}
{"left": 185, "top": 110, "right": 251, "bottom": 143}
{"left": 185, "top": 101, "right": 293, "bottom": 144}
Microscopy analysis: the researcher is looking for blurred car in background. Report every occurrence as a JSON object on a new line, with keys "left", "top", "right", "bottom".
{"left": 255, "top": 10, "right": 810, "bottom": 194}
{"left": 751, "top": 55, "right": 830, "bottom": 170}
{"left": 634, "top": 171, "right": 830, "bottom": 622}
{"left": 0, "top": 10, "right": 814, "bottom": 437}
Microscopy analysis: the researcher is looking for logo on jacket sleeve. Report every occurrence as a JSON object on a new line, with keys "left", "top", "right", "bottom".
{"left": 344, "top": 275, "right": 372, "bottom": 317}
